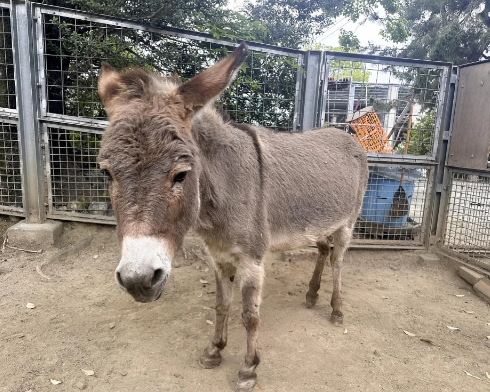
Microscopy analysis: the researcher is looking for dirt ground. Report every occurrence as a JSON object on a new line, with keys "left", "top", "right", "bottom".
{"left": 1, "top": 217, "right": 490, "bottom": 392}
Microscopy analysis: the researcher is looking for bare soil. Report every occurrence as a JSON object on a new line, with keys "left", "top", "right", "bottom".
{"left": 1, "top": 218, "right": 490, "bottom": 392}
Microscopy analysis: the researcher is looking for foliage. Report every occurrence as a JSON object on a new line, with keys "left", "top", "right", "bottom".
{"left": 326, "top": 46, "right": 371, "bottom": 83}
{"left": 368, "top": 0, "right": 490, "bottom": 65}
{"left": 395, "top": 109, "right": 435, "bottom": 156}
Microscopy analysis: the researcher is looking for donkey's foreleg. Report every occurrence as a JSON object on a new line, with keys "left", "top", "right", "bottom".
{"left": 236, "top": 261, "right": 264, "bottom": 392}
{"left": 330, "top": 226, "right": 352, "bottom": 326}
{"left": 306, "top": 237, "right": 332, "bottom": 308}
{"left": 199, "top": 271, "right": 234, "bottom": 369}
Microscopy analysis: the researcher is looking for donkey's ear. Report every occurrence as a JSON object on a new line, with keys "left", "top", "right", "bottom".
{"left": 98, "top": 62, "right": 122, "bottom": 115}
{"left": 177, "top": 42, "right": 249, "bottom": 115}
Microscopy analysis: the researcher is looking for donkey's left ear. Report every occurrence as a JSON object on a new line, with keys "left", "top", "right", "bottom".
{"left": 177, "top": 42, "right": 249, "bottom": 115}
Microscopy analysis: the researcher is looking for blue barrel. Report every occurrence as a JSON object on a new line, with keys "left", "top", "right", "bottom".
{"left": 361, "top": 167, "right": 422, "bottom": 227}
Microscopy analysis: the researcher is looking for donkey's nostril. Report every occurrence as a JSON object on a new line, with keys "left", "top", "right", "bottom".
{"left": 116, "top": 271, "right": 124, "bottom": 287}
{"left": 151, "top": 268, "right": 164, "bottom": 287}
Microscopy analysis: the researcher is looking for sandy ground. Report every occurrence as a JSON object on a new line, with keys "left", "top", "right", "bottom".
{"left": 1, "top": 218, "right": 490, "bottom": 392}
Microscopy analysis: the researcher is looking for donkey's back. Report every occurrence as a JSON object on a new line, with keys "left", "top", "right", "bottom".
{"left": 256, "top": 125, "right": 368, "bottom": 250}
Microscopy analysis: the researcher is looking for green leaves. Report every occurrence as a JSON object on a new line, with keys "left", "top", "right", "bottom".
{"left": 380, "top": 18, "right": 408, "bottom": 43}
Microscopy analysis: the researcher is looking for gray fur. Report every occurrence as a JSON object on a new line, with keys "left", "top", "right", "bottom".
{"left": 98, "top": 43, "right": 368, "bottom": 392}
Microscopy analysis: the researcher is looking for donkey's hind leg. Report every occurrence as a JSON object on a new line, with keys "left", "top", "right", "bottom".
{"left": 199, "top": 269, "right": 234, "bottom": 369}
{"left": 330, "top": 225, "right": 353, "bottom": 326}
{"left": 305, "top": 237, "right": 332, "bottom": 308}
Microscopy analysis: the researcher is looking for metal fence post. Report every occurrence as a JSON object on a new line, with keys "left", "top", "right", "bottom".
{"left": 430, "top": 66, "right": 458, "bottom": 239}
{"left": 298, "top": 50, "right": 322, "bottom": 131}
{"left": 10, "top": 0, "right": 45, "bottom": 223}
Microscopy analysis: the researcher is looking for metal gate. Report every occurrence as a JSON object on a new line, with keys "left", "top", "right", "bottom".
{"left": 437, "top": 61, "right": 490, "bottom": 271}
{"left": 0, "top": 0, "right": 454, "bottom": 248}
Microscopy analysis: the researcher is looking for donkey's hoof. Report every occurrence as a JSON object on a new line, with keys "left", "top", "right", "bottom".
{"left": 236, "top": 373, "right": 257, "bottom": 392}
{"left": 330, "top": 311, "right": 344, "bottom": 326}
{"left": 305, "top": 291, "right": 319, "bottom": 308}
{"left": 199, "top": 352, "right": 222, "bottom": 369}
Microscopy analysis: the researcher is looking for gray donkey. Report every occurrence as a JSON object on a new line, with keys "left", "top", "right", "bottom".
{"left": 97, "top": 42, "right": 368, "bottom": 391}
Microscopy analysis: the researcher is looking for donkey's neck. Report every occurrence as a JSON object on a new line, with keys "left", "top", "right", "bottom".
{"left": 191, "top": 108, "right": 236, "bottom": 155}
{"left": 190, "top": 107, "right": 265, "bottom": 240}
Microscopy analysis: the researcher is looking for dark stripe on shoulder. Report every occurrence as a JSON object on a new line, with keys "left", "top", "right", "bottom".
{"left": 230, "top": 121, "right": 264, "bottom": 191}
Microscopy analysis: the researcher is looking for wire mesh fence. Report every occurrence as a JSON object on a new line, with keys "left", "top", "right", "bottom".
{"left": 325, "top": 56, "right": 443, "bottom": 157}
{"left": 45, "top": 125, "right": 112, "bottom": 219}
{"left": 442, "top": 170, "right": 490, "bottom": 267}
{"left": 0, "top": 121, "right": 22, "bottom": 211}
{"left": 0, "top": 5, "right": 15, "bottom": 110}
{"left": 354, "top": 165, "right": 429, "bottom": 243}
{"left": 0, "top": 2, "right": 448, "bottom": 247}
{"left": 40, "top": 11, "right": 298, "bottom": 130}
{"left": 0, "top": 4, "right": 21, "bottom": 213}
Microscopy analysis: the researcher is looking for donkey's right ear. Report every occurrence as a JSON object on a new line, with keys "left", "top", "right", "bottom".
{"left": 98, "top": 62, "right": 122, "bottom": 116}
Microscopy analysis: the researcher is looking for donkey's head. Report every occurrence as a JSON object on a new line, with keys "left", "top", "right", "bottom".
{"left": 98, "top": 43, "right": 248, "bottom": 302}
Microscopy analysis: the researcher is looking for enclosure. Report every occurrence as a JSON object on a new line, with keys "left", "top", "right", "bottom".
{"left": 0, "top": 1, "right": 459, "bottom": 248}
{"left": 1, "top": 0, "right": 490, "bottom": 390}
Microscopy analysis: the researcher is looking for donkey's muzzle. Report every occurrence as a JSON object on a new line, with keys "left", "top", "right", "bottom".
{"left": 115, "top": 236, "right": 173, "bottom": 302}
{"left": 115, "top": 267, "right": 168, "bottom": 302}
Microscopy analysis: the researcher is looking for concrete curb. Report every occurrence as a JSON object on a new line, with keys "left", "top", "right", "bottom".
{"left": 473, "top": 279, "right": 490, "bottom": 304}
{"left": 457, "top": 266, "right": 484, "bottom": 286}
{"left": 457, "top": 266, "right": 490, "bottom": 304}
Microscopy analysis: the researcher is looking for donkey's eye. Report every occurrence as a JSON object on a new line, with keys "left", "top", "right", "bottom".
{"left": 172, "top": 171, "right": 187, "bottom": 185}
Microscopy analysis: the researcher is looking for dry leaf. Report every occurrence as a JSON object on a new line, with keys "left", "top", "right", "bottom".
{"left": 81, "top": 369, "right": 95, "bottom": 376}
{"left": 198, "top": 293, "right": 203, "bottom": 298}
{"left": 343, "top": 329, "right": 348, "bottom": 334}
{"left": 447, "top": 326, "right": 460, "bottom": 330}
{"left": 486, "top": 336, "right": 490, "bottom": 340}
{"left": 206, "top": 319, "right": 214, "bottom": 325}
{"left": 204, "top": 268, "right": 209, "bottom": 272}
{"left": 463, "top": 310, "right": 474, "bottom": 314}
{"left": 455, "top": 294, "right": 465, "bottom": 298}
{"left": 26, "top": 303, "right": 36, "bottom": 309}
{"left": 486, "top": 372, "right": 490, "bottom": 380}
{"left": 381, "top": 296, "right": 389, "bottom": 300}
{"left": 199, "top": 279, "right": 209, "bottom": 285}
{"left": 202, "top": 306, "right": 211, "bottom": 310}
{"left": 404, "top": 330, "right": 416, "bottom": 337}
{"left": 50, "top": 379, "right": 62, "bottom": 385}
{"left": 93, "top": 255, "right": 98, "bottom": 259}
{"left": 464, "top": 371, "right": 481, "bottom": 380}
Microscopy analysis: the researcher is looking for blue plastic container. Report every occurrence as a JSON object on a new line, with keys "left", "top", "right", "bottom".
{"left": 361, "top": 167, "right": 422, "bottom": 227}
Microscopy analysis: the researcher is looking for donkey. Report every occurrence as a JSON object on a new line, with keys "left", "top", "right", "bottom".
{"left": 97, "top": 42, "right": 368, "bottom": 391}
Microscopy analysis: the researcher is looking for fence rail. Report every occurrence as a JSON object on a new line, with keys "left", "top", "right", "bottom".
{"left": 0, "top": 0, "right": 458, "bottom": 249}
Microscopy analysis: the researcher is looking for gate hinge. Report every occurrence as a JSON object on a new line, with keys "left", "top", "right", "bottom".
{"left": 443, "top": 131, "right": 450, "bottom": 141}
{"left": 450, "top": 73, "right": 458, "bottom": 84}
{"left": 436, "top": 184, "right": 443, "bottom": 193}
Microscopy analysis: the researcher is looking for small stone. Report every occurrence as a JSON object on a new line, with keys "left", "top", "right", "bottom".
{"left": 76, "top": 379, "right": 87, "bottom": 390}
{"left": 26, "top": 303, "right": 36, "bottom": 309}
{"left": 88, "top": 202, "right": 108, "bottom": 216}
{"left": 109, "top": 322, "right": 116, "bottom": 329}
{"left": 417, "top": 253, "right": 439, "bottom": 264}
{"left": 67, "top": 200, "right": 84, "bottom": 212}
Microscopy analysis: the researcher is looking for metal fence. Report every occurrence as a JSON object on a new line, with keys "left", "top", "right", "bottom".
{"left": 438, "top": 169, "right": 490, "bottom": 269}
{"left": 0, "top": 1, "right": 456, "bottom": 249}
